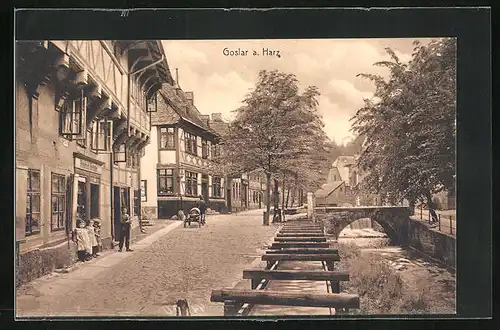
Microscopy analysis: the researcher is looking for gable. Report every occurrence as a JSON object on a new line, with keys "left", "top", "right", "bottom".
{"left": 151, "top": 89, "right": 181, "bottom": 125}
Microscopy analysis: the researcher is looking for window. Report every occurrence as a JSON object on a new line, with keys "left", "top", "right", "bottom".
{"left": 90, "top": 119, "right": 113, "bottom": 153}
{"left": 184, "top": 132, "right": 197, "bottom": 155}
{"left": 202, "top": 139, "right": 209, "bottom": 159}
{"left": 140, "top": 180, "right": 147, "bottom": 202}
{"left": 185, "top": 171, "right": 198, "bottom": 196}
{"left": 160, "top": 127, "right": 175, "bottom": 149}
{"left": 26, "top": 169, "right": 41, "bottom": 236}
{"left": 158, "top": 169, "right": 174, "bottom": 195}
{"left": 51, "top": 173, "right": 66, "bottom": 232}
{"left": 133, "top": 189, "right": 140, "bottom": 217}
{"left": 60, "top": 89, "right": 87, "bottom": 140}
{"left": 114, "top": 143, "right": 127, "bottom": 163}
{"left": 76, "top": 128, "right": 88, "bottom": 149}
{"left": 211, "top": 143, "right": 220, "bottom": 158}
{"left": 126, "top": 150, "right": 138, "bottom": 168}
{"left": 212, "top": 177, "right": 222, "bottom": 198}
{"left": 147, "top": 92, "right": 158, "bottom": 113}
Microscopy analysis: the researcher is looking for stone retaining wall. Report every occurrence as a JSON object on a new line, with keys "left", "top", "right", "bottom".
{"left": 407, "top": 218, "right": 455, "bottom": 268}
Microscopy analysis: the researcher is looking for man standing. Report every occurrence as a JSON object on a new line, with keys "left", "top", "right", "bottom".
{"left": 197, "top": 195, "right": 207, "bottom": 225}
{"left": 119, "top": 206, "right": 133, "bottom": 252}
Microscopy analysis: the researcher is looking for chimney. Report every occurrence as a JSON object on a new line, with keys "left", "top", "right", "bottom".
{"left": 199, "top": 114, "right": 210, "bottom": 126}
{"left": 211, "top": 113, "right": 223, "bottom": 122}
{"left": 185, "top": 91, "right": 194, "bottom": 106}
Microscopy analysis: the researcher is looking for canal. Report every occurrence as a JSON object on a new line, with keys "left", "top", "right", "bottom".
{"left": 335, "top": 219, "right": 456, "bottom": 315}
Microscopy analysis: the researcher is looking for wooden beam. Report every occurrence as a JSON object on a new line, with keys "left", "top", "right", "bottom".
{"left": 266, "top": 248, "right": 338, "bottom": 254}
{"left": 211, "top": 289, "right": 359, "bottom": 309}
{"left": 275, "top": 237, "right": 327, "bottom": 242}
{"left": 262, "top": 254, "right": 340, "bottom": 262}
{"left": 277, "top": 233, "right": 325, "bottom": 237}
{"left": 270, "top": 242, "right": 330, "bottom": 249}
{"left": 243, "top": 269, "right": 349, "bottom": 281}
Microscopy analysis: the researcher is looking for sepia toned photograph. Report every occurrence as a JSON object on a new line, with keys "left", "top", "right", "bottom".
{"left": 15, "top": 36, "right": 456, "bottom": 318}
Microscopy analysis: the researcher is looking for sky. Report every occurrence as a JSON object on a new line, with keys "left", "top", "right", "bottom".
{"left": 162, "top": 38, "right": 434, "bottom": 145}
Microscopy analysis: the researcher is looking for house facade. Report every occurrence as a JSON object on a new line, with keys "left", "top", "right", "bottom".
{"left": 140, "top": 83, "right": 227, "bottom": 219}
{"left": 314, "top": 181, "right": 348, "bottom": 207}
{"left": 15, "top": 40, "right": 172, "bottom": 282}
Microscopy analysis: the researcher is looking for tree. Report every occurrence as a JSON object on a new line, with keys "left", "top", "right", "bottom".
{"left": 351, "top": 38, "right": 456, "bottom": 210}
{"left": 215, "top": 70, "right": 330, "bottom": 224}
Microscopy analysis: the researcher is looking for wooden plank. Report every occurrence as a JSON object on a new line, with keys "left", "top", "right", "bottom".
{"left": 270, "top": 242, "right": 330, "bottom": 249}
{"left": 277, "top": 233, "right": 325, "bottom": 237}
{"left": 279, "top": 229, "right": 324, "bottom": 234}
{"left": 282, "top": 228, "right": 323, "bottom": 231}
{"left": 211, "top": 289, "right": 359, "bottom": 309}
{"left": 275, "top": 237, "right": 327, "bottom": 242}
{"left": 266, "top": 248, "right": 338, "bottom": 254}
{"left": 243, "top": 269, "right": 349, "bottom": 281}
{"left": 262, "top": 254, "right": 340, "bottom": 262}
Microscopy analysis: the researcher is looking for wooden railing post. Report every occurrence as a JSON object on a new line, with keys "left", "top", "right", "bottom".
{"left": 450, "top": 216, "right": 453, "bottom": 235}
{"left": 438, "top": 213, "right": 441, "bottom": 231}
{"left": 224, "top": 300, "right": 239, "bottom": 316}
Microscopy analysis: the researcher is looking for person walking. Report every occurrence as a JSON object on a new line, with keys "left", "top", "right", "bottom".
{"left": 197, "top": 195, "right": 207, "bottom": 225}
{"left": 118, "top": 206, "right": 133, "bottom": 252}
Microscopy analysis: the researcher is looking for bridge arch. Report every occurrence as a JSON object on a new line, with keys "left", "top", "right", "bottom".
{"left": 315, "top": 206, "right": 412, "bottom": 245}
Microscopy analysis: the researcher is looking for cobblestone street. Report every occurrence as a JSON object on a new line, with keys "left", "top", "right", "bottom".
{"left": 16, "top": 209, "right": 280, "bottom": 317}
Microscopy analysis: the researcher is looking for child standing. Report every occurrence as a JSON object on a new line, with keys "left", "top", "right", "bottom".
{"left": 73, "top": 220, "right": 91, "bottom": 262}
{"left": 87, "top": 220, "right": 98, "bottom": 258}
{"left": 93, "top": 219, "right": 102, "bottom": 254}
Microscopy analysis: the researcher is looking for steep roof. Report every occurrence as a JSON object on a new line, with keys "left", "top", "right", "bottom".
{"left": 314, "top": 181, "right": 344, "bottom": 198}
{"left": 332, "top": 155, "right": 356, "bottom": 168}
{"left": 157, "top": 84, "right": 219, "bottom": 137}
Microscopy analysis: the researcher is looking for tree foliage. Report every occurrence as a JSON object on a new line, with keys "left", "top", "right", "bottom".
{"left": 351, "top": 38, "right": 456, "bottom": 206}
{"left": 214, "top": 70, "right": 331, "bottom": 222}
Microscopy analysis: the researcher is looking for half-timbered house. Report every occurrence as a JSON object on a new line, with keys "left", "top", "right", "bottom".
{"left": 15, "top": 40, "right": 172, "bottom": 282}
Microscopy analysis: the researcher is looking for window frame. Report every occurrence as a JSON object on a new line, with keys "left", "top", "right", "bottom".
{"left": 26, "top": 169, "right": 41, "bottom": 236}
{"left": 159, "top": 127, "right": 176, "bottom": 150}
{"left": 158, "top": 169, "right": 175, "bottom": 196}
{"left": 90, "top": 119, "right": 113, "bottom": 153}
{"left": 147, "top": 92, "right": 158, "bottom": 113}
{"left": 212, "top": 176, "right": 222, "bottom": 198}
{"left": 202, "top": 139, "right": 209, "bottom": 159}
{"left": 51, "top": 173, "right": 66, "bottom": 232}
{"left": 60, "top": 89, "right": 87, "bottom": 140}
{"left": 141, "top": 180, "right": 147, "bottom": 202}
{"left": 184, "top": 132, "right": 198, "bottom": 156}
{"left": 185, "top": 171, "right": 198, "bottom": 197}
{"left": 113, "top": 143, "right": 127, "bottom": 164}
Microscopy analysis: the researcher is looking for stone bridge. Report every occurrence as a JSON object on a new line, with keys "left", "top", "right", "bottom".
{"left": 314, "top": 206, "right": 412, "bottom": 245}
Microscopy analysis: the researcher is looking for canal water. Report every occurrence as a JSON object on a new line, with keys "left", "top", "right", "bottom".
{"left": 337, "top": 223, "right": 456, "bottom": 314}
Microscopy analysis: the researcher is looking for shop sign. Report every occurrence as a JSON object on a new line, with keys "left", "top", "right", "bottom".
{"left": 75, "top": 158, "right": 102, "bottom": 174}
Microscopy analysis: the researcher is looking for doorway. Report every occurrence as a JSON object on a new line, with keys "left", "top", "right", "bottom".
{"left": 201, "top": 182, "right": 209, "bottom": 203}
{"left": 90, "top": 183, "right": 100, "bottom": 219}
{"left": 201, "top": 174, "right": 209, "bottom": 203}
{"left": 77, "top": 178, "right": 87, "bottom": 221}
{"left": 226, "top": 188, "right": 232, "bottom": 212}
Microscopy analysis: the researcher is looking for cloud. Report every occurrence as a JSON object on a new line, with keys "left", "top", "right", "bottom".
{"left": 318, "top": 95, "right": 356, "bottom": 145}
{"left": 326, "top": 79, "right": 374, "bottom": 110}
{"left": 160, "top": 38, "right": 429, "bottom": 145}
